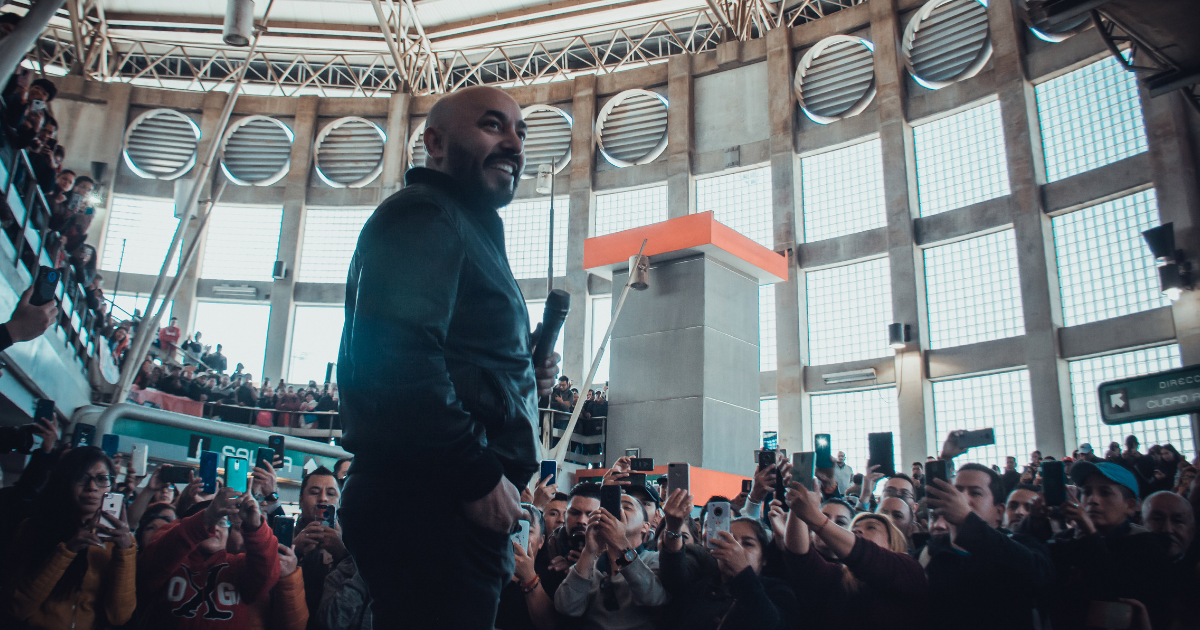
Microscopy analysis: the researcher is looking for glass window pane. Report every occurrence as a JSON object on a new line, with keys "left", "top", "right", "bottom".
{"left": 201, "top": 204, "right": 283, "bottom": 281}
{"left": 1068, "top": 345, "right": 1193, "bottom": 459}
{"left": 192, "top": 301, "right": 271, "bottom": 379}
{"left": 589, "top": 296, "right": 612, "bottom": 385}
{"left": 1035, "top": 56, "right": 1148, "bottom": 182}
{"left": 525, "top": 299, "right": 566, "bottom": 359}
{"left": 807, "top": 257, "right": 893, "bottom": 365}
{"left": 1052, "top": 189, "right": 1168, "bottom": 327}
{"left": 499, "top": 197, "right": 569, "bottom": 279}
{"left": 924, "top": 230, "right": 1025, "bottom": 349}
{"left": 594, "top": 187, "right": 667, "bottom": 237}
{"left": 288, "top": 305, "right": 344, "bottom": 384}
{"left": 933, "top": 370, "right": 1035, "bottom": 469}
{"left": 299, "top": 207, "right": 373, "bottom": 283}
{"left": 914, "top": 101, "right": 1011, "bottom": 217}
{"left": 811, "top": 387, "right": 900, "bottom": 472}
{"left": 801, "top": 139, "right": 887, "bottom": 242}
{"left": 760, "top": 397, "right": 779, "bottom": 435}
{"left": 695, "top": 167, "right": 773, "bottom": 248}
{"left": 100, "top": 196, "right": 180, "bottom": 276}
{"left": 760, "top": 284, "right": 777, "bottom": 372}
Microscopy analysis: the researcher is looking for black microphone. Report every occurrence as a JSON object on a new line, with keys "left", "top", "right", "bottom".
{"left": 533, "top": 289, "right": 571, "bottom": 364}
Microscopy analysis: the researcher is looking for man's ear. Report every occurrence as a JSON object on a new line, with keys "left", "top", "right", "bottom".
{"left": 423, "top": 126, "right": 443, "bottom": 164}
{"left": 992, "top": 503, "right": 1006, "bottom": 525}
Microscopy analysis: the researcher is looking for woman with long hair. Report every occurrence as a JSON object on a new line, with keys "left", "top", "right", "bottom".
{"left": 2, "top": 446, "right": 137, "bottom": 629}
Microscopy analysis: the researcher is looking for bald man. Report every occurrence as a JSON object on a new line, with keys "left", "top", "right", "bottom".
{"left": 338, "top": 86, "right": 560, "bottom": 628}
{"left": 1142, "top": 491, "right": 1194, "bottom": 560}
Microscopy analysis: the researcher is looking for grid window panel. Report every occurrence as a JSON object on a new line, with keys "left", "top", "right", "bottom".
{"left": 100, "top": 196, "right": 180, "bottom": 276}
{"left": 288, "top": 305, "right": 344, "bottom": 384}
{"left": 201, "top": 204, "right": 283, "bottom": 282}
{"left": 594, "top": 186, "right": 667, "bottom": 237}
{"left": 1052, "top": 189, "right": 1168, "bottom": 327}
{"left": 1069, "top": 345, "right": 1193, "bottom": 460}
{"left": 193, "top": 301, "right": 271, "bottom": 379}
{"left": 498, "top": 197, "right": 569, "bottom": 279}
{"left": 933, "top": 370, "right": 1036, "bottom": 469}
{"left": 110, "top": 293, "right": 173, "bottom": 324}
{"left": 807, "top": 257, "right": 894, "bottom": 365}
{"left": 810, "top": 387, "right": 900, "bottom": 472}
{"left": 760, "top": 397, "right": 778, "bottom": 435}
{"left": 760, "top": 284, "right": 777, "bottom": 371}
{"left": 299, "top": 207, "right": 373, "bottom": 283}
{"left": 695, "top": 167, "right": 773, "bottom": 248}
{"left": 924, "top": 230, "right": 1025, "bottom": 349}
{"left": 1036, "top": 56, "right": 1148, "bottom": 183}
{"left": 913, "top": 101, "right": 1011, "bottom": 217}
{"left": 525, "top": 299, "right": 566, "bottom": 359}
{"left": 800, "top": 139, "right": 887, "bottom": 242}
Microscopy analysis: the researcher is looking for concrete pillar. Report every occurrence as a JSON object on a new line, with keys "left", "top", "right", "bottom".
{"left": 379, "top": 92, "right": 411, "bottom": 199}
{"left": 870, "top": 0, "right": 933, "bottom": 465}
{"left": 84, "top": 81, "right": 132, "bottom": 261}
{"left": 563, "top": 74, "right": 597, "bottom": 382}
{"left": 990, "top": 0, "right": 1072, "bottom": 457}
{"left": 263, "top": 95, "right": 319, "bottom": 382}
{"left": 666, "top": 54, "right": 694, "bottom": 220}
{"left": 0, "top": 0, "right": 67, "bottom": 90}
{"left": 765, "top": 26, "right": 804, "bottom": 454}
{"left": 608, "top": 255, "right": 760, "bottom": 474}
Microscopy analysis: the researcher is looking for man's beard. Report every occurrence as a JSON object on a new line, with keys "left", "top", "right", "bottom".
{"left": 444, "top": 138, "right": 519, "bottom": 210}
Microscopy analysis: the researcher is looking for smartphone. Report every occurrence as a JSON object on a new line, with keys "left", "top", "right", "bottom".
{"left": 600, "top": 484, "right": 623, "bottom": 517}
{"left": 160, "top": 465, "right": 192, "bottom": 484}
{"left": 1086, "top": 601, "right": 1133, "bottom": 629}
{"left": 268, "top": 434, "right": 285, "bottom": 465}
{"left": 1042, "top": 461, "right": 1067, "bottom": 507}
{"left": 29, "top": 99, "right": 47, "bottom": 113}
{"left": 256, "top": 447, "right": 276, "bottom": 472}
{"left": 925, "top": 459, "right": 948, "bottom": 485}
{"left": 224, "top": 456, "right": 248, "bottom": 493}
{"left": 630, "top": 457, "right": 654, "bottom": 471}
{"left": 957, "top": 428, "right": 996, "bottom": 449}
{"left": 319, "top": 504, "right": 336, "bottom": 528}
{"left": 30, "top": 266, "right": 59, "bottom": 306}
{"left": 867, "top": 432, "right": 895, "bottom": 477}
{"left": 794, "top": 451, "right": 816, "bottom": 491}
{"left": 667, "top": 462, "right": 690, "bottom": 495}
{"left": 625, "top": 472, "right": 646, "bottom": 487}
{"left": 101, "top": 492, "right": 123, "bottom": 523}
{"left": 512, "top": 519, "right": 531, "bottom": 550}
{"left": 273, "top": 515, "right": 296, "bottom": 547}
{"left": 704, "top": 501, "right": 731, "bottom": 550}
{"left": 742, "top": 479, "right": 753, "bottom": 493}
{"left": 72, "top": 423, "right": 96, "bottom": 448}
{"left": 814, "top": 434, "right": 833, "bottom": 469}
{"left": 35, "top": 398, "right": 55, "bottom": 422}
{"left": 98, "top": 433, "right": 119, "bottom": 457}
{"left": 540, "top": 459, "right": 557, "bottom": 485}
{"left": 199, "top": 450, "right": 219, "bottom": 494}
{"left": 757, "top": 449, "right": 776, "bottom": 468}
{"left": 130, "top": 443, "right": 148, "bottom": 477}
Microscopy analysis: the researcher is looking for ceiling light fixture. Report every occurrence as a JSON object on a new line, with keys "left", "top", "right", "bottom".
{"left": 887, "top": 323, "right": 911, "bottom": 350}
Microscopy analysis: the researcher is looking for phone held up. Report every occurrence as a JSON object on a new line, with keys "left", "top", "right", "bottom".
{"left": 30, "top": 266, "right": 58, "bottom": 306}
{"left": 273, "top": 516, "right": 296, "bottom": 548}
{"left": 600, "top": 484, "right": 623, "bottom": 518}
{"left": 667, "top": 462, "right": 690, "bottom": 496}
{"left": 925, "top": 459, "right": 948, "bottom": 485}
{"left": 704, "top": 501, "right": 731, "bottom": 550}
{"left": 540, "top": 459, "right": 557, "bottom": 486}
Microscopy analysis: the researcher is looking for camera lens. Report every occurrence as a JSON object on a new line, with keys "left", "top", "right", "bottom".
{"left": 714, "top": 507, "right": 723, "bottom": 517}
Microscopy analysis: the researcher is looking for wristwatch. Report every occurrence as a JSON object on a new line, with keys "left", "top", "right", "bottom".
{"left": 663, "top": 530, "right": 683, "bottom": 541}
{"left": 614, "top": 547, "right": 638, "bottom": 570}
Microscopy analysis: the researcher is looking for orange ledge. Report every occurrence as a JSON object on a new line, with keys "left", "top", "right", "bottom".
{"left": 574, "top": 464, "right": 750, "bottom": 507}
{"left": 583, "top": 212, "right": 787, "bottom": 284}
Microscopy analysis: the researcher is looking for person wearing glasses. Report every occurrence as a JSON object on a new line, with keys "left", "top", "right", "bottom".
{"left": 2, "top": 446, "right": 137, "bottom": 629}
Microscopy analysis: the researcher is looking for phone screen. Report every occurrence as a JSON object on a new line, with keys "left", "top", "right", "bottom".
{"left": 925, "top": 460, "right": 948, "bottom": 485}
{"left": 256, "top": 447, "right": 276, "bottom": 471}
{"left": 600, "top": 485, "right": 622, "bottom": 518}
{"left": 814, "top": 434, "right": 832, "bottom": 469}
{"left": 1042, "top": 461, "right": 1067, "bottom": 507}
{"left": 199, "top": 451, "right": 219, "bottom": 494}
{"left": 540, "top": 459, "right": 557, "bottom": 485}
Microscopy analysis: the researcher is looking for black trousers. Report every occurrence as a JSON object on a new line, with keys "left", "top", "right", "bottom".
{"left": 340, "top": 472, "right": 514, "bottom": 629}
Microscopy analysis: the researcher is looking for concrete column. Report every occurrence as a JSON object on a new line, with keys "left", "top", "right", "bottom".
{"left": 990, "top": 0, "right": 1072, "bottom": 457}
{"left": 563, "top": 74, "right": 597, "bottom": 382}
{"left": 83, "top": 81, "right": 132, "bottom": 261}
{"left": 263, "top": 95, "right": 319, "bottom": 382}
{"left": 870, "top": 0, "right": 933, "bottom": 466}
{"left": 666, "top": 54, "right": 694, "bottom": 220}
{"left": 765, "top": 27, "right": 804, "bottom": 453}
{"left": 379, "top": 92, "right": 410, "bottom": 199}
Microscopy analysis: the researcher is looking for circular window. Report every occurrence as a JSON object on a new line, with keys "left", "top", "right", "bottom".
{"left": 220, "top": 116, "right": 294, "bottom": 186}
{"left": 407, "top": 120, "right": 427, "bottom": 169}
{"left": 122, "top": 109, "right": 201, "bottom": 180}
{"left": 313, "top": 117, "right": 386, "bottom": 188}
{"left": 520, "top": 104, "right": 573, "bottom": 179}
{"left": 903, "top": 0, "right": 992, "bottom": 90}
{"left": 794, "top": 35, "right": 877, "bottom": 124}
{"left": 595, "top": 89, "right": 669, "bottom": 168}
{"left": 1018, "top": 0, "right": 1089, "bottom": 43}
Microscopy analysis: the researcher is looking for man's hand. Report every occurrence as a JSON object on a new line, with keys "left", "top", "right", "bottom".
{"left": 940, "top": 430, "right": 969, "bottom": 461}
{"left": 532, "top": 475, "right": 557, "bottom": 511}
{"left": 305, "top": 522, "right": 348, "bottom": 562}
{"left": 531, "top": 324, "right": 561, "bottom": 398}
{"left": 278, "top": 544, "right": 299, "bottom": 577}
{"left": 662, "top": 488, "right": 693, "bottom": 533}
{"left": 595, "top": 508, "right": 627, "bottom": 554}
{"left": 251, "top": 461, "right": 277, "bottom": 499}
{"left": 610, "top": 456, "right": 632, "bottom": 474}
{"left": 861, "top": 464, "right": 884, "bottom": 500}
{"left": 239, "top": 492, "right": 262, "bottom": 530}
{"left": 767, "top": 499, "right": 787, "bottom": 548}
{"left": 463, "top": 475, "right": 522, "bottom": 534}
{"left": 513, "top": 540, "right": 536, "bottom": 583}
{"left": 6, "top": 285, "right": 58, "bottom": 343}
{"left": 708, "top": 531, "right": 751, "bottom": 578}
{"left": 32, "top": 417, "right": 57, "bottom": 453}
{"left": 924, "top": 478, "right": 971, "bottom": 527}
{"left": 204, "top": 488, "right": 243, "bottom": 529}
{"left": 750, "top": 463, "right": 777, "bottom": 503}
{"left": 1060, "top": 499, "right": 1096, "bottom": 535}
{"left": 785, "top": 480, "right": 823, "bottom": 526}
{"left": 293, "top": 522, "right": 322, "bottom": 555}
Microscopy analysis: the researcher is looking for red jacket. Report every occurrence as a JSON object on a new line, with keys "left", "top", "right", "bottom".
{"left": 137, "top": 510, "right": 281, "bottom": 629}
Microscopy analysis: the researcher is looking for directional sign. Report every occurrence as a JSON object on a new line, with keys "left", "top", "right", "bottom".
{"left": 1098, "top": 365, "right": 1200, "bottom": 425}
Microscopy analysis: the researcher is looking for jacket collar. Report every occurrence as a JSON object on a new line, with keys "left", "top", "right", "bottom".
{"left": 404, "top": 167, "right": 495, "bottom": 214}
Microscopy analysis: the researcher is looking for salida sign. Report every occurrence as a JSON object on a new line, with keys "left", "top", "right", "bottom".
{"left": 1098, "top": 364, "right": 1200, "bottom": 425}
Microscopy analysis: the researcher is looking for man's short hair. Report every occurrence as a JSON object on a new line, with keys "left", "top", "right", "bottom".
{"left": 76, "top": 175, "right": 95, "bottom": 186}
{"left": 60, "top": 169, "right": 76, "bottom": 178}
{"left": 558, "top": 376, "right": 569, "bottom": 382}
{"left": 334, "top": 458, "right": 352, "bottom": 472}
{"left": 41, "top": 114, "right": 56, "bottom": 129}
{"left": 549, "top": 492, "right": 569, "bottom": 503}
{"left": 887, "top": 472, "right": 916, "bottom": 487}
{"left": 30, "top": 78, "right": 57, "bottom": 101}
{"left": 568, "top": 481, "right": 602, "bottom": 500}
{"left": 821, "top": 498, "right": 856, "bottom": 515}
{"left": 301, "top": 466, "right": 337, "bottom": 494}
{"left": 957, "top": 463, "right": 1006, "bottom": 506}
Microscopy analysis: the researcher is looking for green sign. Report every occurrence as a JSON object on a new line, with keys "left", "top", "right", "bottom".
{"left": 1098, "top": 365, "right": 1200, "bottom": 425}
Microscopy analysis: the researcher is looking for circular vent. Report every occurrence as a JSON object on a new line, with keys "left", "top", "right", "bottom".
{"left": 595, "top": 89, "right": 669, "bottom": 168}
{"left": 313, "top": 117, "right": 386, "bottom": 188}
{"left": 794, "top": 35, "right": 877, "bottom": 124}
{"left": 220, "top": 116, "right": 294, "bottom": 186}
{"left": 408, "top": 119, "right": 427, "bottom": 169}
{"left": 122, "top": 109, "right": 200, "bottom": 180}
{"left": 903, "top": 0, "right": 992, "bottom": 90}
{"left": 1018, "top": 0, "right": 1089, "bottom": 43}
{"left": 520, "top": 104, "right": 573, "bottom": 179}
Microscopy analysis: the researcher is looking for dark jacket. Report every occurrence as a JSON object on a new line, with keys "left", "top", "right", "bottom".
{"left": 786, "top": 536, "right": 927, "bottom": 630}
{"left": 919, "top": 512, "right": 1054, "bottom": 630}
{"left": 337, "top": 167, "right": 539, "bottom": 499}
{"left": 659, "top": 543, "right": 798, "bottom": 630}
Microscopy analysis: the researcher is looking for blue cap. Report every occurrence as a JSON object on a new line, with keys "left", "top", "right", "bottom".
{"left": 1069, "top": 461, "right": 1139, "bottom": 498}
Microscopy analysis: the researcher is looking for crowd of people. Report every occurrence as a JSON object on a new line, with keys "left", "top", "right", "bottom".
{"left": 546, "top": 376, "right": 608, "bottom": 418}
{"left": 3, "top": 420, "right": 1198, "bottom": 630}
